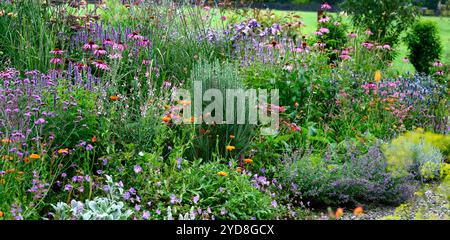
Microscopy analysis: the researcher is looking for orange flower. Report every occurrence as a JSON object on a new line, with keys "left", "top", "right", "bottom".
{"left": 162, "top": 116, "right": 171, "bottom": 123}
{"left": 244, "top": 159, "right": 253, "bottom": 164}
{"left": 110, "top": 95, "right": 120, "bottom": 101}
{"left": 229, "top": 135, "right": 235, "bottom": 139}
{"left": 375, "top": 70, "right": 381, "bottom": 83}
{"left": 353, "top": 206, "right": 363, "bottom": 216}
{"left": 29, "top": 154, "right": 40, "bottom": 159}
{"left": 1, "top": 138, "right": 12, "bottom": 144}
{"left": 335, "top": 208, "right": 344, "bottom": 219}
{"left": 0, "top": 210, "right": 3, "bottom": 218}
{"left": 5, "top": 169, "right": 15, "bottom": 173}
{"left": 165, "top": 105, "right": 171, "bottom": 109}
{"left": 58, "top": 148, "right": 69, "bottom": 154}
{"left": 18, "top": 171, "right": 24, "bottom": 175}
{"left": 217, "top": 171, "right": 228, "bottom": 177}
{"left": 226, "top": 145, "right": 235, "bottom": 151}
{"left": 92, "top": 136, "right": 97, "bottom": 143}
{"left": 236, "top": 167, "right": 242, "bottom": 173}
{"left": 24, "top": 157, "right": 29, "bottom": 163}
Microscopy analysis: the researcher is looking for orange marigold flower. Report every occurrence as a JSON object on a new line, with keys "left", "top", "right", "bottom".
{"left": 229, "top": 135, "right": 235, "bottom": 139}
{"left": 375, "top": 70, "right": 381, "bottom": 83}
{"left": 226, "top": 145, "right": 235, "bottom": 151}
{"left": 29, "top": 154, "right": 40, "bottom": 159}
{"left": 165, "top": 105, "right": 171, "bottom": 109}
{"left": 24, "top": 157, "right": 29, "bottom": 163}
{"left": 217, "top": 171, "right": 228, "bottom": 177}
{"left": 162, "top": 116, "right": 171, "bottom": 123}
{"left": 335, "top": 208, "right": 344, "bottom": 219}
{"left": 244, "top": 159, "right": 253, "bottom": 164}
{"left": 110, "top": 95, "right": 120, "bottom": 101}
{"left": 354, "top": 206, "right": 363, "bottom": 216}
{"left": 236, "top": 167, "right": 242, "bottom": 173}
{"left": 92, "top": 136, "right": 97, "bottom": 143}
{"left": 0, "top": 210, "right": 3, "bottom": 218}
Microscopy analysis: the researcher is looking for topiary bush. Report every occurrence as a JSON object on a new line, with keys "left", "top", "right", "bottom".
{"left": 405, "top": 20, "right": 443, "bottom": 74}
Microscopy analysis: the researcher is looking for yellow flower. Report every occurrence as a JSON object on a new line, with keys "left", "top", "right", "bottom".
{"left": 2, "top": 155, "right": 12, "bottom": 161}
{"left": 226, "top": 145, "right": 235, "bottom": 151}
{"left": 375, "top": 70, "right": 381, "bottom": 83}
{"left": 29, "top": 154, "right": 40, "bottom": 159}
{"left": 217, "top": 171, "right": 228, "bottom": 177}
{"left": 244, "top": 159, "right": 253, "bottom": 164}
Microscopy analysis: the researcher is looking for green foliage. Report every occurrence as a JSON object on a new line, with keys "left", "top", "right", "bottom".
{"left": 186, "top": 59, "right": 254, "bottom": 162}
{"left": 405, "top": 20, "right": 443, "bottom": 74}
{"left": 341, "top": 0, "right": 418, "bottom": 50}
{"left": 0, "top": 0, "right": 66, "bottom": 71}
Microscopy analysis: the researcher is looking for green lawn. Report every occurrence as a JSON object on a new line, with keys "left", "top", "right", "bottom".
{"left": 271, "top": 10, "right": 450, "bottom": 73}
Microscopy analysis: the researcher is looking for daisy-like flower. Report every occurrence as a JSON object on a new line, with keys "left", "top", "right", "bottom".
{"left": 92, "top": 60, "right": 110, "bottom": 71}
{"left": 127, "top": 31, "right": 145, "bottom": 41}
{"left": 436, "top": 70, "right": 444, "bottom": 75}
{"left": 362, "top": 42, "right": 374, "bottom": 49}
{"left": 319, "top": 16, "right": 330, "bottom": 23}
{"left": 93, "top": 47, "right": 107, "bottom": 56}
{"left": 50, "top": 48, "right": 64, "bottom": 55}
{"left": 83, "top": 41, "right": 99, "bottom": 51}
{"left": 433, "top": 60, "right": 443, "bottom": 67}
{"left": 109, "top": 53, "right": 122, "bottom": 59}
{"left": 217, "top": 171, "right": 228, "bottom": 177}
{"left": 321, "top": 2, "right": 332, "bottom": 10}
{"left": 103, "top": 38, "right": 115, "bottom": 46}
{"left": 347, "top": 32, "right": 357, "bottom": 38}
{"left": 319, "top": 27, "right": 329, "bottom": 33}
{"left": 137, "top": 39, "right": 151, "bottom": 47}
{"left": 226, "top": 145, "right": 235, "bottom": 151}
{"left": 113, "top": 42, "right": 127, "bottom": 51}
{"left": 50, "top": 58, "right": 62, "bottom": 65}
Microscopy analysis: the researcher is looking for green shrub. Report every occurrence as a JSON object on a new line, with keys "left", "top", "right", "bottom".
{"left": 341, "top": 0, "right": 417, "bottom": 54}
{"left": 405, "top": 20, "right": 443, "bottom": 74}
{"left": 384, "top": 129, "right": 448, "bottom": 180}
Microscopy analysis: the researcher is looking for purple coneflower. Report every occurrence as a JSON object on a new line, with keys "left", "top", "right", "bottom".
{"left": 50, "top": 48, "right": 64, "bottom": 55}
{"left": 93, "top": 47, "right": 107, "bottom": 56}
{"left": 92, "top": 60, "right": 110, "bottom": 71}
{"left": 321, "top": 2, "right": 332, "bottom": 10}
{"left": 50, "top": 58, "right": 62, "bottom": 65}
{"left": 83, "top": 41, "right": 99, "bottom": 51}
